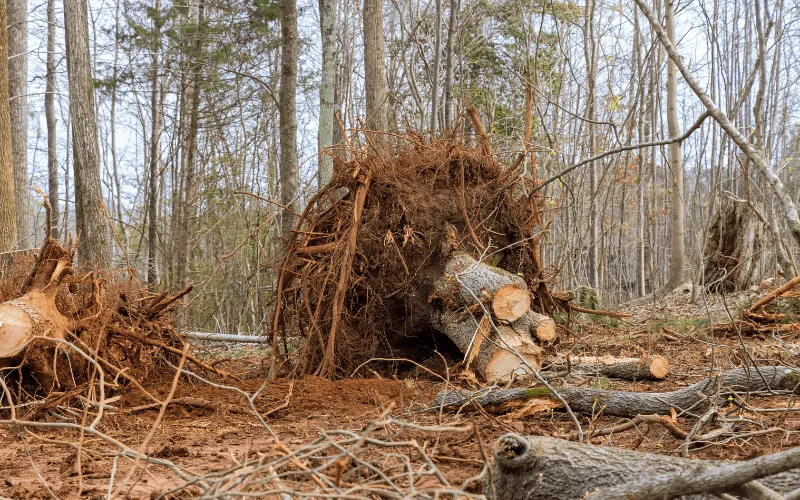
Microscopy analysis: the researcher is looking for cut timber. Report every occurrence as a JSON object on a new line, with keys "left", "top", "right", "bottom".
{"left": 487, "top": 434, "right": 800, "bottom": 500}
{"left": 510, "top": 309, "right": 555, "bottom": 342}
{"left": 546, "top": 355, "right": 670, "bottom": 380}
{"left": 433, "top": 251, "right": 530, "bottom": 310}
{"left": 492, "top": 284, "right": 530, "bottom": 322}
{"left": 435, "top": 365, "right": 800, "bottom": 418}
{"left": 434, "top": 308, "right": 541, "bottom": 383}
{"left": 0, "top": 238, "right": 75, "bottom": 392}
{"left": 185, "top": 332, "right": 271, "bottom": 343}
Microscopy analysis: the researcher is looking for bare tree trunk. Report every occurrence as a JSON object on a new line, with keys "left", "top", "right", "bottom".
{"left": 443, "top": 0, "right": 457, "bottom": 129}
{"left": 363, "top": 0, "right": 389, "bottom": 146}
{"left": 635, "top": 0, "right": 800, "bottom": 249}
{"left": 279, "top": 0, "right": 299, "bottom": 235}
{"left": 8, "top": 0, "right": 28, "bottom": 242}
{"left": 634, "top": 10, "right": 647, "bottom": 297}
{"left": 429, "top": 0, "right": 442, "bottom": 132}
{"left": 64, "top": 0, "right": 110, "bottom": 266}
{"left": 665, "top": 0, "right": 685, "bottom": 290}
{"left": 109, "top": 0, "right": 124, "bottom": 249}
{"left": 583, "top": 0, "right": 599, "bottom": 289}
{"left": 46, "top": 0, "right": 59, "bottom": 241}
{"left": 318, "top": 0, "right": 336, "bottom": 187}
{"left": 147, "top": 0, "right": 163, "bottom": 285}
{"left": 0, "top": 0, "right": 18, "bottom": 252}
{"left": 175, "top": 0, "right": 203, "bottom": 286}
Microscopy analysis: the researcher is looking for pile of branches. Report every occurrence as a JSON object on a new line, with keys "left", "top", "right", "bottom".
{"left": 272, "top": 127, "right": 565, "bottom": 379}
{"left": 0, "top": 233, "right": 226, "bottom": 410}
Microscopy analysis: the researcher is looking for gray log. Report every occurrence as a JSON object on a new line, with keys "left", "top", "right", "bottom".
{"left": 487, "top": 434, "right": 800, "bottom": 500}
{"left": 185, "top": 331, "right": 271, "bottom": 343}
{"left": 436, "top": 366, "right": 800, "bottom": 418}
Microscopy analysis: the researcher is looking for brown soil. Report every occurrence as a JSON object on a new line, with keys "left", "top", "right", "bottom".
{"left": 3, "top": 309, "right": 800, "bottom": 498}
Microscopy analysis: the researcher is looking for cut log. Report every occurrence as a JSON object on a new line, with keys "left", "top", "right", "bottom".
{"left": 435, "top": 366, "right": 800, "bottom": 418}
{"left": 492, "top": 284, "right": 530, "bottom": 322}
{"left": 433, "top": 250, "right": 530, "bottom": 310}
{"left": 510, "top": 309, "right": 555, "bottom": 342}
{"left": 185, "top": 331, "right": 271, "bottom": 343}
{"left": 545, "top": 355, "right": 670, "bottom": 380}
{"left": 434, "top": 308, "right": 542, "bottom": 383}
{"left": 0, "top": 238, "right": 75, "bottom": 392}
{"left": 487, "top": 434, "right": 800, "bottom": 500}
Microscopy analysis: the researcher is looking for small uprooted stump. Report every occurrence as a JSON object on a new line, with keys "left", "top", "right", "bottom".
{"left": 0, "top": 238, "right": 76, "bottom": 392}
{"left": 272, "top": 130, "right": 560, "bottom": 381}
{"left": 0, "top": 232, "right": 226, "bottom": 402}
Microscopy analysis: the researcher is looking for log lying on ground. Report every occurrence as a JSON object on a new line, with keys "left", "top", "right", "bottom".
{"left": 431, "top": 246, "right": 554, "bottom": 381}
{"left": 433, "top": 309, "right": 542, "bottom": 383}
{"left": 0, "top": 238, "right": 76, "bottom": 391}
{"left": 487, "top": 434, "right": 800, "bottom": 500}
{"left": 185, "top": 331, "right": 271, "bottom": 343}
{"left": 435, "top": 366, "right": 800, "bottom": 418}
{"left": 544, "top": 354, "right": 670, "bottom": 380}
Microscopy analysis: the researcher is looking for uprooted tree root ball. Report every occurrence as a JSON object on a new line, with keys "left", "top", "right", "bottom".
{"left": 272, "top": 131, "right": 568, "bottom": 380}
{"left": 0, "top": 236, "right": 227, "bottom": 409}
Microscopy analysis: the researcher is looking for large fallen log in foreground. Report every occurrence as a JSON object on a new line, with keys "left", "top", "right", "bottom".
{"left": 436, "top": 366, "right": 800, "bottom": 418}
{"left": 488, "top": 434, "right": 800, "bottom": 499}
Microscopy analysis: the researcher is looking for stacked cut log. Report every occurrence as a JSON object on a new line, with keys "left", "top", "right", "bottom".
{"left": 431, "top": 244, "right": 556, "bottom": 383}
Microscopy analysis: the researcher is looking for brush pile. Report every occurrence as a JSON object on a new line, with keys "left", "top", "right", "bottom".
{"left": 0, "top": 234, "right": 225, "bottom": 408}
{"left": 273, "top": 127, "right": 566, "bottom": 381}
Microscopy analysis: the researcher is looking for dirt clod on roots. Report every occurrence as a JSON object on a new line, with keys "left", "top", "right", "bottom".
{"left": 273, "top": 132, "right": 563, "bottom": 378}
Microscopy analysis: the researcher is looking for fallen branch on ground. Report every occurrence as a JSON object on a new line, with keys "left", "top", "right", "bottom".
{"left": 435, "top": 366, "right": 800, "bottom": 418}
{"left": 544, "top": 354, "right": 670, "bottom": 380}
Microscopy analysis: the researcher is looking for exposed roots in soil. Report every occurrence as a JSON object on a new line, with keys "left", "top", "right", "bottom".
{"left": 272, "top": 130, "right": 568, "bottom": 379}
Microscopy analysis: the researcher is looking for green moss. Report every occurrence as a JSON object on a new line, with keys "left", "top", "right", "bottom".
{"left": 523, "top": 387, "right": 553, "bottom": 398}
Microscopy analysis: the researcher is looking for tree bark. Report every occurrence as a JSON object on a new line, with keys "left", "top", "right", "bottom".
{"left": 147, "top": 0, "right": 163, "bottom": 285}
{"left": 318, "top": 0, "right": 336, "bottom": 187}
{"left": 703, "top": 197, "right": 763, "bottom": 292}
{"left": 429, "top": 0, "right": 442, "bottom": 132}
{"left": 664, "top": 0, "right": 685, "bottom": 291}
{"left": 280, "top": 0, "right": 300, "bottom": 234}
{"left": 363, "top": 0, "right": 389, "bottom": 147}
{"left": 0, "top": 0, "right": 18, "bottom": 252}
{"left": 8, "top": 0, "right": 28, "bottom": 242}
{"left": 486, "top": 434, "right": 800, "bottom": 500}
{"left": 64, "top": 0, "right": 110, "bottom": 267}
{"left": 435, "top": 366, "right": 800, "bottom": 418}
{"left": 443, "top": 0, "right": 458, "bottom": 129}
{"left": 46, "top": 0, "right": 59, "bottom": 241}
{"left": 583, "top": 0, "right": 599, "bottom": 290}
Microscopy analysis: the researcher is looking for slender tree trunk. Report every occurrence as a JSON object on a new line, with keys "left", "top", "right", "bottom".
{"left": 429, "top": 0, "right": 442, "bottom": 132}
{"left": 318, "top": 0, "right": 336, "bottom": 187}
{"left": 363, "top": 0, "right": 389, "bottom": 146}
{"left": 279, "top": 0, "right": 299, "bottom": 235}
{"left": 583, "top": 0, "right": 599, "bottom": 289}
{"left": 443, "top": 0, "right": 458, "bottom": 130}
{"left": 174, "top": 0, "right": 203, "bottom": 285}
{"left": 147, "top": 0, "right": 163, "bottom": 285}
{"left": 8, "top": 0, "right": 28, "bottom": 242}
{"left": 664, "top": 0, "right": 685, "bottom": 290}
{"left": 64, "top": 0, "right": 110, "bottom": 266}
{"left": 46, "top": 0, "right": 59, "bottom": 240}
{"left": 0, "top": 0, "right": 18, "bottom": 251}
{"left": 109, "top": 0, "right": 125, "bottom": 249}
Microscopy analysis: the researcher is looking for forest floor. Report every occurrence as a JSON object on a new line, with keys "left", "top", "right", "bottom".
{"left": 3, "top": 288, "right": 800, "bottom": 499}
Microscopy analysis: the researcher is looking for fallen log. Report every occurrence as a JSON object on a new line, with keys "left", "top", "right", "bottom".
{"left": 487, "top": 434, "right": 800, "bottom": 499}
{"left": 749, "top": 275, "right": 800, "bottom": 312}
{"left": 185, "top": 332, "right": 271, "bottom": 343}
{"left": 544, "top": 354, "right": 670, "bottom": 380}
{"left": 435, "top": 366, "right": 800, "bottom": 418}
